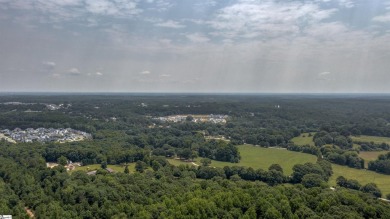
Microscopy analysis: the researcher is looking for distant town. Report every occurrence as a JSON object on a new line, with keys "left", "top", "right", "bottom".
{"left": 0, "top": 128, "right": 92, "bottom": 143}
{"left": 0, "top": 102, "right": 71, "bottom": 111}
{"left": 154, "top": 114, "right": 228, "bottom": 124}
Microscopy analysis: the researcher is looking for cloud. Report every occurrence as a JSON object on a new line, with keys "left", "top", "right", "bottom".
{"left": 338, "top": 0, "right": 354, "bottom": 8}
{"left": 159, "top": 74, "right": 171, "bottom": 78}
{"left": 208, "top": 1, "right": 337, "bottom": 40}
{"left": 42, "top": 61, "right": 56, "bottom": 71}
{"left": 85, "top": 0, "right": 140, "bottom": 16}
{"left": 317, "top": 72, "right": 332, "bottom": 81}
{"left": 140, "top": 70, "right": 151, "bottom": 75}
{"left": 68, "top": 68, "right": 81, "bottom": 76}
{"left": 88, "top": 72, "right": 103, "bottom": 76}
{"left": 185, "top": 33, "right": 210, "bottom": 43}
{"left": 373, "top": 13, "right": 390, "bottom": 23}
{"left": 155, "top": 20, "right": 185, "bottom": 29}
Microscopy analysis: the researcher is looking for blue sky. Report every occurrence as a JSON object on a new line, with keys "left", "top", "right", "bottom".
{"left": 0, "top": 0, "right": 390, "bottom": 92}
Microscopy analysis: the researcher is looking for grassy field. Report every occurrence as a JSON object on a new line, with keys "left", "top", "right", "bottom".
{"left": 169, "top": 145, "right": 317, "bottom": 175}
{"left": 351, "top": 135, "right": 390, "bottom": 145}
{"left": 168, "top": 144, "right": 390, "bottom": 196}
{"left": 330, "top": 164, "right": 390, "bottom": 196}
{"left": 358, "top": 151, "right": 389, "bottom": 168}
{"left": 71, "top": 163, "right": 137, "bottom": 173}
{"left": 291, "top": 133, "right": 315, "bottom": 146}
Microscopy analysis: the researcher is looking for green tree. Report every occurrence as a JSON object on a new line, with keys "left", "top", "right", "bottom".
{"left": 124, "top": 165, "right": 129, "bottom": 174}
{"left": 360, "top": 183, "right": 382, "bottom": 198}
{"left": 200, "top": 158, "right": 211, "bottom": 166}
{"left": 101, "top": 161, "right": 107, "bottom": 169}
{"left": 57, "top": 156, "right": 67, "bottom": 166}
{"left": 301, "top": 174, "right": 325, "bottom": 188}
{"left": 268, "top": 164, "right": 283, "bottom": 173}
{"left": 135, "top": 161, "right": 147, "bottom": 173}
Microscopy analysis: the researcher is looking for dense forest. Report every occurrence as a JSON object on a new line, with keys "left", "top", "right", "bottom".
{"left": 1, "top": 94, "right": 390, "bottom": 218}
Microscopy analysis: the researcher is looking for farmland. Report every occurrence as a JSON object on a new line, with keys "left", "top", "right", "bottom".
{"left": 358, "top": 151, "right": 389, "bottom": 168}
{"left": 170, "top": 144, "right": 390, "bottom": 196}
{"left": 170, "top": 144, "right": 317, "bottom": 175}
{"left": 351, "top": 135, "right": 390, "bottom": 145}
{"left": 291, "top": 133, "right": 315, "bottom": 146}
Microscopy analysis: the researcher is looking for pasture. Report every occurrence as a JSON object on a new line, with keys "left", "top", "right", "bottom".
{"left": 170, "top": 145, "right": 317, "bottom": 175}
{"left": 358, "top": 151, "right": 389, "bottom": 168}
{"left": 291, "top": 133, "right": 315, "bottom": 146}
{"left": 330, "top": 164, "right": 390, "bottom": 196}
{"left": 351, "top": 135, "right": 390, "bottom": 145}
{"left": 169, "top": 144, "right": 390, "bottom": 197}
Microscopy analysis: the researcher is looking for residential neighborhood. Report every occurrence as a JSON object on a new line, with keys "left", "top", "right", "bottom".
{"left": 0, "top": 128, "right": 92, "bottom": 143}
{"left": 154, "top": 114, "right": 228, "bottom": 124}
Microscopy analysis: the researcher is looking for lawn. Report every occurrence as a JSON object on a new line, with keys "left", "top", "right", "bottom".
{"left": 330, "top": 164, "right": 390, "bottom": 196}
{"left": 358, "top": 151, "right": 389, "bottom": 168}
{"left": 351, "top": 135, "right": 390, "bottom": 145}
{"left": 291, "top": 133, "right": 315, "bottom": 146}
{"left": 168, "top": 144, "right": 390, "bottom": 197}
{"left": 169, "top": 145, "right": 317, "bottom": 175}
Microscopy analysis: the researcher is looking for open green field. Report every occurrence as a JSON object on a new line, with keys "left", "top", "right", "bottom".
{"left": 169, "top": 144, "right": 390, "bottom": 196}
{"left": 330, "top": 164, "right": 390, "bottom": 196}
{"left": 71, "top": 163, "right": 136, "bottom": 173}
{"left": 351, "top": 135, "right": 390, "bottom": 145}
{"left": 170, "top": 145, "right": 317, "bottom": 175}
{"left": 291, "top": 133, "right": 315, "bottom": 146}
{"left": 358, "top": 151, "right": 389, "bottom": 168}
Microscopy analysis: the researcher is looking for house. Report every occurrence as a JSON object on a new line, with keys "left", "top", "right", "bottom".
{"left": 105, "top": 168, "right": 115, "bottom": 173}
{"left": 87, "top": 170, "right": 97, "bottom": 176}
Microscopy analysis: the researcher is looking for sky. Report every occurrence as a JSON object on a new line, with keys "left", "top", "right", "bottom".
{"left": 0, "top": 0, "right": 390, "bottom": 93}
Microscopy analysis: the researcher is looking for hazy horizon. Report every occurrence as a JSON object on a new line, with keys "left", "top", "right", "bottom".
{"left": 1, "top": 0, "right": 390, "bottom": 93}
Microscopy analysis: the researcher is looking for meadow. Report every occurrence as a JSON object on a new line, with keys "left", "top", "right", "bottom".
{"left": 291, "top": 133, "right": 315, "bottom": 146}
{"left": 359, "top": 151, "right": 389, "bottom": 168}
{"left": 169, "top": 144, "right": 390, "bottom": 196}
{"left": 351, "top": 135, "right": 390, "bottom": 145}
{"left": 170, "top": 145, "right": 317, "bottom": 175}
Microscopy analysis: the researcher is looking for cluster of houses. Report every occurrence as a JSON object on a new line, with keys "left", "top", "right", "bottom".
{"left": 0, "top": 128, "right": 92, "bottom": 143}
{"left": 1, "top": 102, "right": 71, "bottom": 111}
{"left": 154, "top": 114, "right": 228, "bottom": 124}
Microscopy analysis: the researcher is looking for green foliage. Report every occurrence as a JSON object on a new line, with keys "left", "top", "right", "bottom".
{"left": 100, "top": 161, "right": 107, "bottom": 169}
{"left": 57, "top": 155, "right": 68, "bottom": 166}
{"left": 268, "top": 164, "right": 283, "bottom": 173}
{"left": 302, "top": 174, "right": 325, "bottom": 188}
{"left": 135, "top": 160, "right": 147, "bottom": 173}
{"left": 124, "top": 165, "right": 129, "bottom": 174}
{"left": 200, "top": 158, "right": 211, "bottom": 166}
{"left": 360, "top": 183, "right": 382, "bottom": 198}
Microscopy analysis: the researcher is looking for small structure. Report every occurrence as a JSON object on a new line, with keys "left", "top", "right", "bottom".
{"left": 105, "top": 168, "right": 115, "bottom": 173}
{"left": 87, "top": 170, "right": 97, "bottom": 176}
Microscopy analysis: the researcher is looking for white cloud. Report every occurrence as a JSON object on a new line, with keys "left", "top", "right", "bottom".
{"left": 317, "top": 72, "right": 332, "bottom": 81}
{"left": 85, "top": 0, "right": 140, "bottom": 16}
{"left": 373, "top": 13, "right": 390, "bottom": 23}
{"left": 155, "top": 20, "right": 185, "bottom": 29}
{"left": 185, "top": 33, "right": 210, "bottom": 43}
{"left": 159, "top": 74, "right": 171, "bottom": 78}
{"left": 140, "top": 70, "right": 151, "bottom": 75}
{"left": 338, "top": 0, "right": 354, "bottom": 8}
{"left": 42, "top": 61, "right": 56, "bottom": 67}
{"left": 87, "top": 72, "right": 103, "bottom": 76}
{"left": 68, "top": 68, "right": 81, "bottom": 76}
{"left": 208, "top": 1, "right": 337, "bottom": 40}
